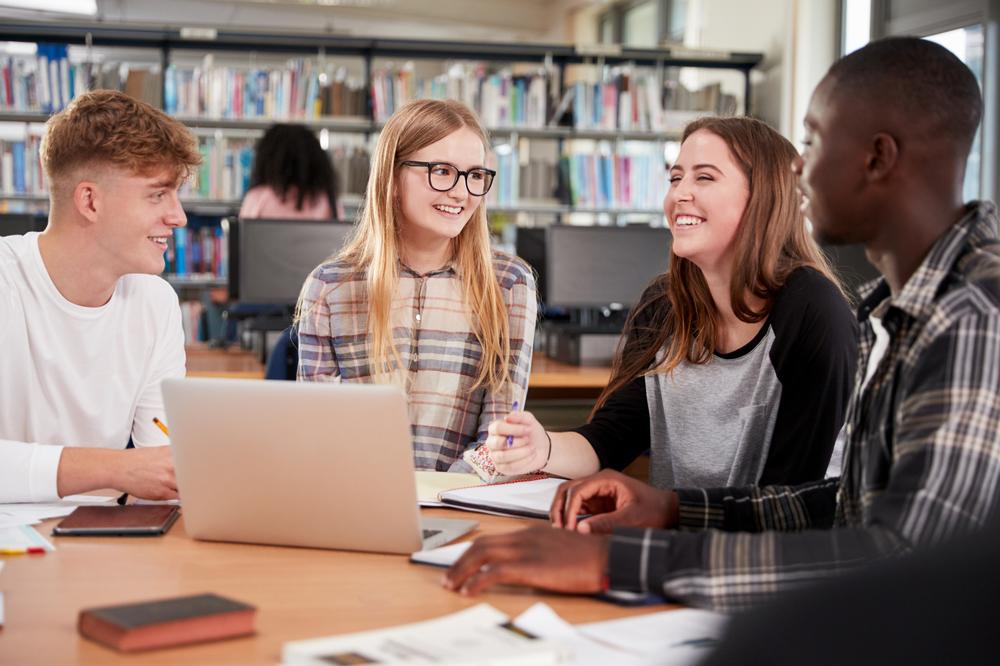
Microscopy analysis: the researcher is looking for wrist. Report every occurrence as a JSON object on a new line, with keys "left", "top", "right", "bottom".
{"left": 537, "top": 430, "right": 553, "bottom": 472}
{"left": 661, "top": 490, "right": 680, "bottom": 528}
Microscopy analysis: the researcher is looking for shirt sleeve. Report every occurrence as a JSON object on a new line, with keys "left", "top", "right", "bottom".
{"left": 468, "top": 263, "right": 537, "bottom": 453}
{"left": 132, "top": 287, "right": 186, "bottom": 447}
{"left": 606, "top": 308, "right": 1000, "bottom": 611}
{"left": 0, "top": 440, "right": 64, "bottom": 502}
{"left": 760, "top": 268, "right": 859, "bottom": 485}
{"left": 297, "top": 265, "right": 342, "bottom": 382}
{"left": 572, "top": 377, "right": 650, "bottom": 470}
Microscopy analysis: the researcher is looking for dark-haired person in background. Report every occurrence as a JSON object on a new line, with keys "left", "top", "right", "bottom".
{"left": 239, "top": 123, "right": 341, "bottom": 220}
{"left": 443, "top": 36, "right": 1000, "bottom": 612}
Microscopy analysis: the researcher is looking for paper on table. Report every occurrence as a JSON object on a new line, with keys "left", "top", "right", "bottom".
{"left": 513, "top": 603, "right": 647, "bottom": 666}
{"left": 414, "top": 471, "right": 480, "bottom": 507}
{"left": 281, "top": 603, "right": 566, "bottom": 665}
{"left": 0, "top": 591, "right": 4, "bottom": 627}
{"left": 0, "top": 525, "right": 56, "bottom": 552}
{"left": 409, "top": 541, "right": 471, "bottom": 567}
{"left": 0, "top": 494, "right": 115, "bottom": 527}
{"left": 438, "top": 477, "right": 565, "bottom": 518}
{"left": 577, "top": 607, "right": 729, "bottom": 664}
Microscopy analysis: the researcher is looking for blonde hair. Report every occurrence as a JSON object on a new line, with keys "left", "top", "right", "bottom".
{"left": 299, "top": 99, "right": 512, "bottom": 392}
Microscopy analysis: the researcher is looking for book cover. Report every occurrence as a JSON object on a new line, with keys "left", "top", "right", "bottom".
{"left": 78, "top": 593, "right": 255, "bottom": 652}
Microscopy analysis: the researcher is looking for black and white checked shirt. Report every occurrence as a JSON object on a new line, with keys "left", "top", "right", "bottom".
{"left": 608, "top": 202, "right": 1000, "bottom": 611}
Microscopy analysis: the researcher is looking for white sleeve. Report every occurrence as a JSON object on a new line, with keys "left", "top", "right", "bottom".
{"left": 131, "top": 288, "right": 187, "bottom": 447}
{"left": 0, "top": 440, "right": 64, "bottom": 503}
{"left": 0, "top": 257, "right": 65, "bottom": 502}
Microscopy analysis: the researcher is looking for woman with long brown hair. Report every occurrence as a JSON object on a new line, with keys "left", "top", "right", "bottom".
{"left": 486, "top": 116, "right": 858, "bottom": 488}
{"left": 296, "top": 99, "right": 536, "bottom": 473}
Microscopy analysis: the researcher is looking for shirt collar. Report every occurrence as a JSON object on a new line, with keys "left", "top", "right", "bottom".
{"left": 855, "top": 201, "right": 998, "bottom": 324}
{"left": 398, "top": 259, "right": 457, "bottom": 279}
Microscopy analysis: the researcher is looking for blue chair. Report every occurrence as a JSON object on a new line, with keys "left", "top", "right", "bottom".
{"left": 265, "top": 326, "right": 299, "bottom": 381}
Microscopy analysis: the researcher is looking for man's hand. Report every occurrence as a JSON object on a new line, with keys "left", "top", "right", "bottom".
{"left": 113, "top": 446, "right": 178, "bottom": 500}
{"left": 550, "top": 469, "right": 678, "bottom": 533}
{"left": 443, "top": 526, "right": 609, "bottom": 596}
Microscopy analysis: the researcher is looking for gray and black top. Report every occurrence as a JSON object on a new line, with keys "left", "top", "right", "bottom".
{"left": 574, "top": 267, "right": 859, "bottom": 489}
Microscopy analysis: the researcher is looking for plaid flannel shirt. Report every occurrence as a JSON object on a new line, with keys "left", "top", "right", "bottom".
{"left": 608, "top": 202, "right": 1000, "bottom": 611}
{"left": 297, "top": 252, "right": 536, "bottom": 470}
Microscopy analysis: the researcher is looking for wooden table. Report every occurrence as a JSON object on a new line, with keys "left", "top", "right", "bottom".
{"left": 186, "top": 346, "right": 612, "bottom": 400}
{"left": 0, "top": 510, "right": 669, "bottom": 664}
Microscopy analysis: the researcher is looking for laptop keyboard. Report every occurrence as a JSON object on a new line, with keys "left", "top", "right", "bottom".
{"left": 422, "top": 529, "right": 442, "bottom": 540}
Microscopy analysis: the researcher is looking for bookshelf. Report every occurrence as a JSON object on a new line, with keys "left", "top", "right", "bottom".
{"left": 0, "top": 20, "right": 762, "bottom": 343}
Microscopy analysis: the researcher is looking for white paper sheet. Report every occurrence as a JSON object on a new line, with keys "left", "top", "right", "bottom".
{"left": 577, "top": 608, "right": 729, "bottom": 665}
{"left": 0, "top": 525, "right": 56, "bottom": 552}
{"left": 0, "top": 494, "right": 115, "bottom": 527}
{"left": 409, "top": 541, "right": 472, "bottom": 567}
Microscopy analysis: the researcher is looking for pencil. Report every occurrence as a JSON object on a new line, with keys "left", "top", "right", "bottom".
{"left": 152, "top": 417, "right": 170, "bottom": 437}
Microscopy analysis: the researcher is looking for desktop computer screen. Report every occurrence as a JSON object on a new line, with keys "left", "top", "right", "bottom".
{"left": 229, "top": 218, "right": 354, "bottom": 306}
{"left": 545, "top": 225, "right": 671, "bottom": 307}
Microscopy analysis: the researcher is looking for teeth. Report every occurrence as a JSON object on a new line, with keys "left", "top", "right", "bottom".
{"left": 148, "top": 237, "right": 168, "bottom": 245}
{"left": 434, "top": 204, "right": 462, "bottom": 215}
{"left": 674, "top": 215, "right": 704, "bottom": 227}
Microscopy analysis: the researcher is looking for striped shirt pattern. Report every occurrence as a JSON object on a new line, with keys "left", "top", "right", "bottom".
{"left": 297, "top": 251, "right": 536, "bottom": 470}
{"left": 608, "top": 202, "right": 1000, "bottom": 611}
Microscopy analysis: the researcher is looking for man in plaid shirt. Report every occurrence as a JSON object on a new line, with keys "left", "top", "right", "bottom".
{"left": 444, "top": 37, "right": 1000, "bottom": 611}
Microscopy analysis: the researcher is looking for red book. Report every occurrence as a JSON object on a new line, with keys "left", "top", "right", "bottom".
{"left": 78, "top": 593, "right": 255, "bottom": 652}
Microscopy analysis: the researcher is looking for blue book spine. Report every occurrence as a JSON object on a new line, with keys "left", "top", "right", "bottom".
{"left": 173, "top": 227, "right": 187, "bottom": 275}
{"left": 12, "top": 142, "right": 25, "bottom": 193}
{"left": 164, "top": 67, "right": 177, "bottom": 114}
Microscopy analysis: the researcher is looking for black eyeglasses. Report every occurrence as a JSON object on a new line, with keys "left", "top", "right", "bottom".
{"left": 400, "top": 160, "right": 496, "bottom": 197}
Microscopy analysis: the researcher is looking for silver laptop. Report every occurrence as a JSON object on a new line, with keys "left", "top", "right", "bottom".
{"left": 161, "top": 378, "right": 478, "bottom": 553}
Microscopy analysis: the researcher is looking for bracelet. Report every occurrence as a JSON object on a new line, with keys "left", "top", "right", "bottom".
{"left": 541, "top": 430, "right": 553, "bottom": 471}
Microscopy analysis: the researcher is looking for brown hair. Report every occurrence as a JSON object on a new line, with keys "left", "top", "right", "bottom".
{"left": 41, "top": 89, "right": 201, "bottom": 200}
{"left": 592, "top": 116, "right": 843, "bottom": 416}
{"left": 297, "top": 98, "right": 514, "bottom": 392}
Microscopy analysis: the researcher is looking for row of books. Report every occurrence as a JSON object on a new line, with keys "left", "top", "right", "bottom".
{"left": 164, "top": 60, "right": 367, "bottom": 120}
{"left": 560, "top": 143, "right": 669, "bottom": 210}
{"left": 0, "top": 136, "right": 44, "bottom": 195}
{"left": 1, "top": 46, "right": 161, "bottom": 113}
{"left": 164, "top": 226, "right": 228, "bottom": 277}
{"left": 371, "top": 63, "right": 550, "bottom": 128}
{"left": 560, "top": 65, "right": 740, "bottom": 132}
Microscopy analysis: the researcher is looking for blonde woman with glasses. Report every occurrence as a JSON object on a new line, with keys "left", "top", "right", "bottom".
{"left": 297, "top": 99, "right": 536, "bottom": 477}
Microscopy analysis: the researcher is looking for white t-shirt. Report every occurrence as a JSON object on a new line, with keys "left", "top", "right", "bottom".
{"left": 0, "top": 233, "right": 186, "bottom": 502}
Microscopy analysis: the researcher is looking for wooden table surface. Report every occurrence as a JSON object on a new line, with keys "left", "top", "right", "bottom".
{"left": 0, "top": 509, "right": 670, "bottom": 665}
{"left": 185, "top": 346, "right": 612, "bottom": 397}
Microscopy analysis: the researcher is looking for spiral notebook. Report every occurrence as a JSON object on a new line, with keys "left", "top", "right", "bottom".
{"left": 437, "top": 476, "right": 564, "bottom": 519}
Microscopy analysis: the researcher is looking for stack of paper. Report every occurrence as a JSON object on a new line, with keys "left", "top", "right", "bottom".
{"left": 281, "top": 603, "right": 568, "bottom": 665}
{"left": 0, "top": 494, "right": 114, "bottom": 529}
{"left": 414, "top": 471, "right": 481, "bottom": 508}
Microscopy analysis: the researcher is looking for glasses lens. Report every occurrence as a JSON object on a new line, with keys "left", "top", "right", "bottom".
{"left": 467, "top": 169, "right": 494, "bottom": 196}
{"left": 428, "top": 164, "right": 459, "bottom": 191}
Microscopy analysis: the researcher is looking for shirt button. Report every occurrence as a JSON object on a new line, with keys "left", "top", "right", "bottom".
{"left": 415, "top": 313, "right": 422, "bottom": 322}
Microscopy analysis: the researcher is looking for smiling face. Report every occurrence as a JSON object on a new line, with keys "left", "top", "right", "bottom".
{"left": 396, "top": 126, "right": 486, "bottom": 249}
{"left": 90, "top": 166, "right": 188, "bottom": 276}
{"left": 665, "top": 129, "right": 750, "bottom": 273}
{"left": 792, "top": 76, "right": 873, "bottom": 246}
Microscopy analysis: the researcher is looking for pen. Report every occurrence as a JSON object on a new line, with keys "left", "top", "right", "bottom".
{"left": 153, "top": 417, "right": 170, "bottom": 437}
{"left": 0, "top": 547, "right": 45, "bottom": 555}
{"left": 505, "top": 400, "right": 519, "bottom": 448}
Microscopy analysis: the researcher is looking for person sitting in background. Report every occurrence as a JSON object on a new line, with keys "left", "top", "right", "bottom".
{"left": 484, "top": 116, "right": 857, "bottom": 489}
{"left": 0, "top": 90, "right": 201, "bottom": 503}
{"left": 444, "top": 37, "right": 1000, "bottom": 611}
{"left": 296, "top": 99, "right": 536, "bottom": 475}
{"left": 239, "top": 123, "right": 341, "bottom": 220}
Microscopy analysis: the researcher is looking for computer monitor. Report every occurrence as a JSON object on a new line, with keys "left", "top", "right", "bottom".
{"left": 545, "top": 225, "right": 671, "bottom": 307}
{"left": 227, "top": 218, "right": 354, "bottom": 306}
{"left": 514, "top": 227, "right": 546, "bottom": 303}
{"left": 0, "top": 213, "right": 47, "bottom": 236}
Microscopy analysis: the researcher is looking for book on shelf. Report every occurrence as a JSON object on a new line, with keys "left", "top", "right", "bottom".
{"left": 165, "top": 59, "right": 366, "bottom": 121}
{"left": 1, "top": 42, "right": 161, "bottom": 113}
{"left": 558, "top": 64, "right": 739, "bottom": 133}
{"left": 560, "top": 139, "right": 669, "bottom": 211}
{"left": 370, "top": 61, "right": 549, "bottom": 128}
{"left": 165, "top": 226, "right": 227, "bottom": 277}
{"left": 0, "top": 135, "right": 45, "bottom": 196}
